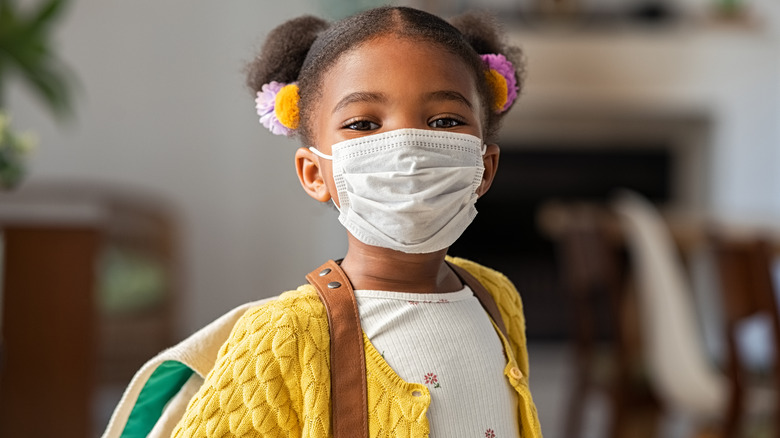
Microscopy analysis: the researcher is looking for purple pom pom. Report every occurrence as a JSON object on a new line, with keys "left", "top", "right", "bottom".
{"left": 481, "top": 54, "right": 518, "bottom": 112}
{"left": 255, "top": 81, "right": 293, "bottom": 136}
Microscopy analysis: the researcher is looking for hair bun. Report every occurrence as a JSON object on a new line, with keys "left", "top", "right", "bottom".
{"left": 450, "top": 11, "right": 525, "bottom": 116}
{"left": 246, "top": 15, "right": 329, "bottom": 94}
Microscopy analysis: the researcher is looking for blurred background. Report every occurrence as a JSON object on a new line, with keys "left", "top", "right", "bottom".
{"left": 1, "top": 0, "right": 779, "bottom": 436}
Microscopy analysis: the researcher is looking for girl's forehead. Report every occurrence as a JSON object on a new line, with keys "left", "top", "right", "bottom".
{"left": 344, "top": 34, "right": 469, "bottom": 68}
{"left": 322, "top": 34, "right": 478, "bottom": 96}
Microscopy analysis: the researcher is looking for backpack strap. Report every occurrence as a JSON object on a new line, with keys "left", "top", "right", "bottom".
{"left": 306, "top": 260, "right": 368, "bottom": 438}
{"left": 447, "top": 261, "right": 508, "bottom": 339}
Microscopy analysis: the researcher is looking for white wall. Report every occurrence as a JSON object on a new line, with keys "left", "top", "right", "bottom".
{"left": 8, "top": 0, "right": 347, "bottom": 337}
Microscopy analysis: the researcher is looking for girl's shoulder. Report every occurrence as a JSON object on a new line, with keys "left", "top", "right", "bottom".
{"left": 446, "top": 256, "right": 520, "bottom": 297}
{"left": 445, "top": 255, "right": 525, "bottom": 328}
{"left": 177, "top": 285, "right": 331, "bottom": 437}
{"left": 221, "top": 284, "right": 328, "bottom": 353}
{"left": 248, "top": 283, "right": 325, "bottom": 317}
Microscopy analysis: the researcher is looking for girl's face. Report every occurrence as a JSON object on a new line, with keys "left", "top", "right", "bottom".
{"left": 296, "top": 34, "right": 496, "bottom": 206}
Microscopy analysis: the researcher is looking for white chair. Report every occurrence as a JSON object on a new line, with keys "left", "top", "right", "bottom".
{"left": 612, "top": 191, "right": 728, "bottom": 433}
{"left": 613, "top": 191, "right": 777, "bottom": 437}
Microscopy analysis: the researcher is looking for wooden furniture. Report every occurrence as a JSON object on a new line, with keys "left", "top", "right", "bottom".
{"left": 540, "top": 201, "right": 661, "bottom": 438}
{"left": 1, "top": 225, "right": 99, "bottom": 437}
{"left": 0, "top": 183, "right": 178, "bottom": 437}
{"left": 710, "top": 233, "right": 780, "bottom": 437}
{"left": 94, "top": 195, "right": 178, "bottom": 384}
{"left": 542, "top": 195, "right": 780, "bottom": 437}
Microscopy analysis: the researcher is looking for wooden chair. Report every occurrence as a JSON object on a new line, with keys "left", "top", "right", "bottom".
{"left": 710, "top": 233, "right": 780, "bottom": 437}
{"left": 540, "top": 201, "right": 660, "bottom": 438}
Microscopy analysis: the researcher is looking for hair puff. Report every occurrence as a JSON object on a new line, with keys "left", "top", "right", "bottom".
{"left": 450, "top": 11, "right": 525, "bottom": 118}
{"left": 246, "top": 15, "right": 329, "bottom": 96}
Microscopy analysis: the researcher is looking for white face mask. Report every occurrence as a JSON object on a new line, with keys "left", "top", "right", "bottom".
{"left": 310, "top": 128, "right": 486, "bottom": 254}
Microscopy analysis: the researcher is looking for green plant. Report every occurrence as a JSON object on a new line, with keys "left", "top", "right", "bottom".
{"left": 0, "top": 0, "right": 75, "bottom": 118}
{"left": 0, "top": 0, "right": 74, "bottom": 189}
{"left": 0, "top": 113, "right": 36, "bottom": 189}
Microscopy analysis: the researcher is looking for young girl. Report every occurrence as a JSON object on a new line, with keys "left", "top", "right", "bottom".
{"left": 173, "top": 6, "right": 541, "bottom": 437}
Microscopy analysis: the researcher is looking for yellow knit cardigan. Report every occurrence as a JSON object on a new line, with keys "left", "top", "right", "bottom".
{"left": 172, "top": 257, "right": 542, "bottom": 437}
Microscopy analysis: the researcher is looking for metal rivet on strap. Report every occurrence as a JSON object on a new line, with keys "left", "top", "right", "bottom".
{"left": 319, "top": 268, "right": 331, "bottom": 276}
{"left": 327, "top": 281, "right": 341, "bottom": 289}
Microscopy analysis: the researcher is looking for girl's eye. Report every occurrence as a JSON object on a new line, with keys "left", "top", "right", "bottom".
{"left": 429, "top": 118, "right": 462, "bottom": 129}
{"left": 345, "top": 120, "right": 380, "bottom": 131}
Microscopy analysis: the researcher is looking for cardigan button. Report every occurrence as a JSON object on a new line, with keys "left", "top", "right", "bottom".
{"left": 509, "top": 367, "right": 523, "bottom": 380}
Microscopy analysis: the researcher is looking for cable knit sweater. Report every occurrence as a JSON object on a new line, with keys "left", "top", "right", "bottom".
{"left": 172, "top": 257, "right": 542, "bottom": 437}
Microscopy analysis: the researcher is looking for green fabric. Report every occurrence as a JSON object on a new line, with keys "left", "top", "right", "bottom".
{"left": 120, "top": 360, "right": 194, "bottom": 438}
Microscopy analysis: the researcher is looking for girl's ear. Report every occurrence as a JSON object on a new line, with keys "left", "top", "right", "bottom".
{"left": 295, "top": 147, "right": 332, "bottom": 202}
{"left": 477, "top": 143, "right": 500, "bottom": 198}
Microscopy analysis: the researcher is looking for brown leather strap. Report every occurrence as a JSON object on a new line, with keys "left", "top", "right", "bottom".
{"left": 306, "top": 260, "right": 368, "bottom": 438}
{"left": 447, "top": 261, "right": 509, "bottom": 338}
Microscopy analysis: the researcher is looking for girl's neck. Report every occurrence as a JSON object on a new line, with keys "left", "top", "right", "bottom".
{"left": 339, "top": 234, "right": 463, "bottom": 294}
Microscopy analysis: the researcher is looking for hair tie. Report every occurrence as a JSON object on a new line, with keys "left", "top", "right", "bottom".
{"left": 480, "top": 53, "right": 518, "bottom": 113}
{"left": 255, "top": 81, "right": 300, "bottom": 136}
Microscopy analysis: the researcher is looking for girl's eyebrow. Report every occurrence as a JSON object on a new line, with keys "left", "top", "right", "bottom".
{"left": 332, "top": 90, "right": 473, "bottom": 114}
{"left": 332, "top": 91, "right": 387, "bottom": 113}
{"left": 425, "top": 90, "right": 473, "bottom": 110}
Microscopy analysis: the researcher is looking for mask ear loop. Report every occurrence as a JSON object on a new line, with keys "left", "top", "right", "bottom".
{"left": 309, "top": 146, "right": 333, "bottom": 160}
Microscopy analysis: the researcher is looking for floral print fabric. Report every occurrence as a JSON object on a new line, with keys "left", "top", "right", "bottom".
{"left": 354, "top": 287, "right": 519, "bottom": 438}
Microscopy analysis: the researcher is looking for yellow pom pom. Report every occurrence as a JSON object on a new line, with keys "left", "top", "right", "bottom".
{"left": 274, "top": 84, "right": 300, "bottom": 130}
{"left": 484, "top": 69, "right": 509, "bottom": 112}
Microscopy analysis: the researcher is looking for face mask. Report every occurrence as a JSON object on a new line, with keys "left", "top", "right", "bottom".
{"left": 310, "top": 128, "right": 486, "bottom": 254}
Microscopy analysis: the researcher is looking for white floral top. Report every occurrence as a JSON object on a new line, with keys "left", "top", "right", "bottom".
{"left": 355, "top": 286, "right": 519, "bottom": 438}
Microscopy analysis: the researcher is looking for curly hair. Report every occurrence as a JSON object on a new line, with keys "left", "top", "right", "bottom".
{"left": 246, "top": 6, "right": 525, "bottom": 144}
